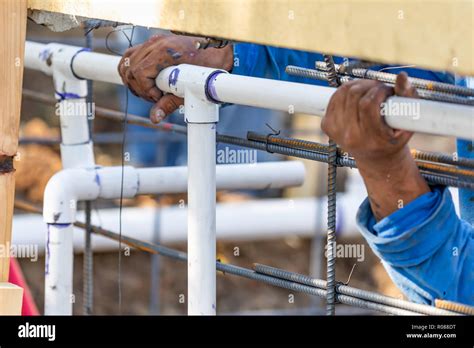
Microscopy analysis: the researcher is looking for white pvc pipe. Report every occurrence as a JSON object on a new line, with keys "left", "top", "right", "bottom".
{"left": 42, "top": 161, "right": 303, "bottom": 314}
{"left": 15, "top": 175, "right": 461, "bottom": 252}
{"left": 25, "top": 42, "right": 474, "bottom": 140}
{"left": 13, "top": 197, "right": 359, "bottom": 252}
{"left": 38, "top": 42, "right": 95, "bottom": 315}
{"left": 210, "top": 73, "right": 333, "bottom": 116}
{"left": 44, "top": 223, "right": 74, "bottom": 315}
{"left": 43, "top": 162, "right": 304, "bottom": 223}
{"left": 137, "top": 161, "right": 305, "bottom": 194}
{"left": 72, "top": 51, "right": 122, "bottom": 85}
{"left": 187, "top": 123, "right": 217, "bottom": 315}
{"left": 158, "top": 64, "right": 473, "bottom": 140}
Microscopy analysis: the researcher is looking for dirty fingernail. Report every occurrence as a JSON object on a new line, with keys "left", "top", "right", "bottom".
{"left": 151, "top": 108, "right": 166, "bottom": 123}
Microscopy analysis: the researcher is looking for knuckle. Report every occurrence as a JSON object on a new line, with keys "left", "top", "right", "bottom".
{"left": 167, "top": 98, "right": 179, "bottom": 110}
{"left": 343, "top": 132, "right": 355, "bottom": 148}
{"left": 321, "top": 117, "right": 329, "bottom": 133}
{"left": 338, "top": 83, "right": 350, "bottom": 93}
{"left": 130, "top": 66, "right": 142, "bottom": 77}
{"left": 358, "top": 97, "right": 371, "bottom": 112}
{"left": 347, "top": 84, "right": 362, "bottom": 97}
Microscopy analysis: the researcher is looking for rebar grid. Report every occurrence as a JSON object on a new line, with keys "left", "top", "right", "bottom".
{"left": 314, "top": 61, "right": 474, "bottom": 97}
{"left": 14, "top": 199, "right": 464, "bottom": 316}
{"left": 286, "top": 65, "right": 474, "bottom": 106}
{"left": 323, "top": 54, "right": 339, "bottom": 316}
{"left": 21, "top": 89, "right": 474, "bottom": 189}
{"left": 252, "top": 264, "right": 458, "bottom": 316}
{"left": 20, "top": 84, "right": 474, "bottom": 316}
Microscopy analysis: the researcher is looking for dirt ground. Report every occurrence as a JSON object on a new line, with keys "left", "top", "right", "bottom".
{"left": 19, "top": 235, "right": 401, "bottom": 315}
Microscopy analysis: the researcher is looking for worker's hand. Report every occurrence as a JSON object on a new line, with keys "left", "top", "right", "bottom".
{"left": 322, "top": 72, "right": 429, "bottom": 221}
{"left": 118, "top": 34, "right": 234, "bottom": 123}
{"left": 321, "top": 72, "right": 418, "bottom": 167}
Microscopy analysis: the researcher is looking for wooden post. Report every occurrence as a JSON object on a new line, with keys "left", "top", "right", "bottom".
{"left": 0, "top": 0, "right": 27, "bottom": 315}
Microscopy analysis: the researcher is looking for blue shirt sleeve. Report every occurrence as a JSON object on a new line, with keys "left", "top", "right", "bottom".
{"left": 232, "top": 43, "right": 457, "bottom": 85}
{"left": 231, "top": 42, "right": 474, "bottom": 306}
{"left": 356, "top": 186, "right": 474, "bottom": 305}
{"left": 232, "top": 43, "right": 335, "bottom": 85}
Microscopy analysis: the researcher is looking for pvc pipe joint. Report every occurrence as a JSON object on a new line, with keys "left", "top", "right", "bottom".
{"left": 43, "top": 166, "right": 138, "bottom": 224}
{"left": 156, "top": 64, "right": 227, "bottom": 123}
{"left": 31, "top": 43, "right": 89, "bottom": 99}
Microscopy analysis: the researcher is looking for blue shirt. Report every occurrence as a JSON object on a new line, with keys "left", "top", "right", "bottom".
{"left": 233, "top": 43, "right": 474, "bottom": 305}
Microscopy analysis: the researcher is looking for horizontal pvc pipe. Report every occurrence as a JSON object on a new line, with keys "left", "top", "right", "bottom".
{"left": 24, "top": 41, "right": 50, "bottom": 73}
{"left": 19, "top": 173, "right": 369, "bottom": 253}
{"left": 23, "top": 172, "right": 460, "bottom": 251}
{"left": 207, "top": 70, "right": 474, "bottom": 140}
{"left": 25, "top": 41, "right": 474, "bottom": 139}
{"left": 72, "top": 51, "right": 122, "bottom": 85}
{"left": 15, "top": 196, "right": 357, "bottom": 253}
{"left": 137, "top": 161, "right": 305, "bottom": 194}
{"left": 43, "top": 162, "right": 304, "bottom": 223}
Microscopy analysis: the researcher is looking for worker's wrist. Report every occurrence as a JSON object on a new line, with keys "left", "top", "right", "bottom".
{"left": 355, "top": 147, "right": 415, "bottom": 181}
{"left": 199, "top": 44, "right": 234, "bottom": 72}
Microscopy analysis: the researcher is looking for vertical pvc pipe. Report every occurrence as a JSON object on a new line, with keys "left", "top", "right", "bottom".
{"left": 45, "top": 223, "right": 74, "bottom": 315}
{"left": 45, "top": 45, "right": 93, "bottom": 315}
{"left": 186, "top": 93, "right": 218, "bottom": 315}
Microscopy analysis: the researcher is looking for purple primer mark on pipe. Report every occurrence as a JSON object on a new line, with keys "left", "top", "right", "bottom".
{"left": 55, "top": 91, "right": 82, "bottom": 101}
{"left": 45, "top": 224, "right": 51, "bottom": 275}
{"left": 169, "top": 68, "right": 180, "bottom": 87}
{"left": 205, "top": 70, "right": 224, "bottom": 103}
{"left": 39, "top": 49, "right": 52, "bottom": 66}
{"left": 44, "top": 223, "right": 72, "bottom": 275}
{"left": 94, "top": 172, "right": 101, "bottom": 187}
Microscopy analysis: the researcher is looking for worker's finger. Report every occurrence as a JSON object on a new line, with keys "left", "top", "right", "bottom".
{"left": 118, "top": 43, "right": 142, "bottom": 81}
{"left": 130, "top": 56, "right": 164, "bottom": 102}
{"left": 149, "top": 94, "right": 184, "bottom": 123}
{"left": 365, "top": 86, "right": 413, "bottom": 145}
{"left": 394, "top": 72, "right": 419, "bottom": 98}
{"left": 358, "top": 84, "right": 394, "bottom": 136}
{"left": 345, "top": 80, "right": 379, "bottom": 124}
{"left": 321, "top": 83, "right": 350, "bottom": 137}
{"left": 122, "top": 44, "right": 157, "bottom": 95}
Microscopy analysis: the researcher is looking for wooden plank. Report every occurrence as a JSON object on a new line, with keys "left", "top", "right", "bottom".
{"left": 0, "top": 282, "right": 23, "bottom": 315}
{"left": 28, "top": 0, "right": 474, "bottom": 76}
{"left": 0, "top": 0, "right": 27, "bottom": 287}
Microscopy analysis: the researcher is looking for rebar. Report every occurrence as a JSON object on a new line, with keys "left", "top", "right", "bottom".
{"left": 411, "top": 149, "right": 474, "bottom": 169}
{"left": 315, "top": 61, "right": 474, "bottom": 97}
{"left": 80, "top": 226, "right": 427, "bottom": 316}
{"left": 14, "top": 200, "right": 460, "bottom": 316}
{"left": 83, "top": 27, "right": 94, "bottom": 316}
{"left": 286, "top": 65, "right": 474, "bottom": 105}
{"left": 83, "top": 201, "right": 93, "bottom": 315}
{"left": 22, "top": 89, "right": 474, "bottom": 189}
{"left": 245, "top": 132, "right": 474, "bottom": 189}
{"left": 323, "top": 54, "right": 339, "bottom": 316}
{"left": 416, "top": 161, "right": 474, "bottom": 178}
{"left": 253, "top": 264, "right": 458, "bottom": 316}
{"left": 435, "top": 299, "right": 474, "bottom": 315}
{"left": 249, "top": 131, "right": 474, "bottom": 178}
{"left": 285, "top": 65, "right": 351, "bottom": 84}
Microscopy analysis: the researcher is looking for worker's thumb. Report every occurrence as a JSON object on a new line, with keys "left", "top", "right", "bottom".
{"left": 149, "top": 94, "right": 184, "bottom": 123}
